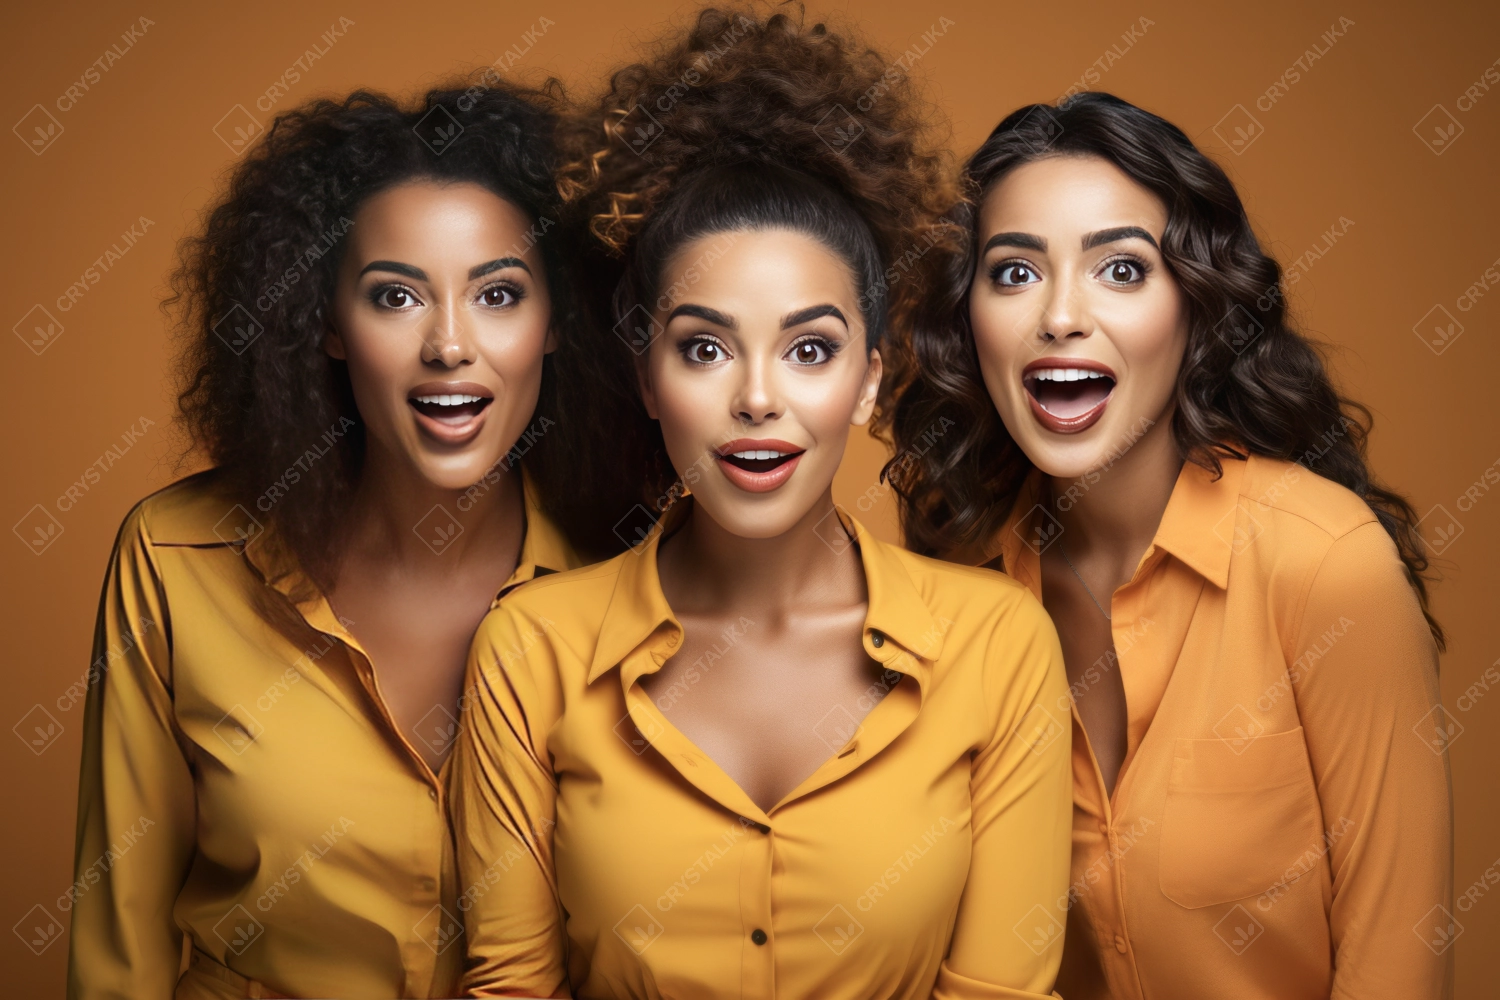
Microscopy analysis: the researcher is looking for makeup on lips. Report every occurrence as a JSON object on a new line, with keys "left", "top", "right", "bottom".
{"left": 408, "top": 380, "right": 494, "bottom": 445}
{"left": 1021, "top": 358, "right": 1117, "bottom": 434}
{"left": 714, "top": 438, "right": 806, "bottom": 493}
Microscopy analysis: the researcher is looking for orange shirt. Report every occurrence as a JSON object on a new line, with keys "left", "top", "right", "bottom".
{"left": 984, "top": 454, "right": 1453, "bottom": 1000}
{"left": 447, "top": 511, "right": 1074, "bottom": 999}
{"left": 68, "top": 468, "right": 578, "bottom": 1000}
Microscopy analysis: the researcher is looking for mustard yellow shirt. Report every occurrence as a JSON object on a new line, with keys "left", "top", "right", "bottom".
{"left": 448, "top": 511, "right": 1073, "bottom": 999}
{"left": 68, "top": 468, "right": 578, "bottom": 1000}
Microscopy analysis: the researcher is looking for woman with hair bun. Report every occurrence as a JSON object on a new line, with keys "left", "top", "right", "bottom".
{"left": 885, "top": 92, "right": 1451, "bottom": 998}
{"left": 70, "top": 80, "right": 593, "bottom": 999}
{"left": 448, "top": 8, "right": 1073, "bottom": 999}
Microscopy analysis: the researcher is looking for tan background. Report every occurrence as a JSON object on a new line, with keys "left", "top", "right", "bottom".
{"left": 3, "top": 0, "right": 1496, "bottom": 994}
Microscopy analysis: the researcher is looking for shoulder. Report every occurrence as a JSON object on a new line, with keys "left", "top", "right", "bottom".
{"left": 478, "top": 552, "right": 626, "bottom": 645}
{"left": 867, "top": 533, "right": 1054, "bottom": 642}
{"left": 1239, "top": 454, "right": 1378, "bottom": 542}
{"left": 122, "top": 468, "right": 242, "bottom": 547}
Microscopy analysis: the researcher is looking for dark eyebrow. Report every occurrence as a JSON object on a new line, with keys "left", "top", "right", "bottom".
{"left": 983, "top": 232, "right": 1047, "bottom": 254}
{"left": 666, "top": 303, "right": 738, "bottom": 329}
{"left": 782, "top": 304, "right": 848, "bottom": 330}
{"left": 1082, "top": 226, "right": 1159, "bottom": 251}
{"left": 358, "top": 260, "right": 428, "bottom": 281}
{"left": 469, "top": 256, "right": 531, "bottom": 280}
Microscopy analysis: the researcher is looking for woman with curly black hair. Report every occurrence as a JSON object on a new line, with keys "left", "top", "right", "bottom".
{"left": 448, "top": 8, "right": 1073, "bottom": 999}
{"left": 884, "top": 93, "right": 1451, "bottom": 998}
{"left": 68, "top": 80, "right": 594, "bottom": 999}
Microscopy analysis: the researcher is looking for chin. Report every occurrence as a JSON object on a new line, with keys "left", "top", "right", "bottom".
{"left": 692, "top": 491, "right": 809, "bottom": 540}
{"left": 414, "top": 453, "right": 507, "bottom": 492}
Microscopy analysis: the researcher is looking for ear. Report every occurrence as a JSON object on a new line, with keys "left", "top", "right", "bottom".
{"left": 323, "top": 324, "right": 347, "bottom": 360}
{"left": 850, "top": 347, "right": 883, "bottom": 427}
{"left": 634, "top": 349, "right": 659, "bottom": 420}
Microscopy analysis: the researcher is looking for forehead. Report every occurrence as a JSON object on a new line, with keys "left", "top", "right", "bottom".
{"left": 662, "top": 228, "right": 860, "bottom": 305}
{"left": 978, "top": 155, "right": 1167, "bottom": 239}
{"left": 349, "top": 180, "right": 536, "bottom": 256}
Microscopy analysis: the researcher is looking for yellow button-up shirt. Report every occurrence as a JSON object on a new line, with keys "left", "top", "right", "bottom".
{"left": 68, "top": 468, "right": 578, "bottom": 1000}
{"left": 986, "top": 454, "right": 1452, "bottom": 1000}
{"left": 448, "top": 510, "right": 1073, "bottom": 999}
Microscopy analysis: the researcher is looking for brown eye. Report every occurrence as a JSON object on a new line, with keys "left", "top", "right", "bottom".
{"left": 480, "top": 285, "right": 517, "bottom": 307}
{"left": 1105, "top": 261, "right": 1143, "bottom": 284}
{"left": 788, "top": 340, "right": 830, "bottom": 365}
{"left": 687, "top": 341, "right": 722, "bottom": 363}
{"left": 376, "top": 287, "right": 415, "bottom": 308}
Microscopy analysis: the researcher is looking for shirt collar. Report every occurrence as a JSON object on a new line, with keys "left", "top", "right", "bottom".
{"left": 993, "top": 455, "right": 1248, "bottom": 594}
{"left": 587, "top": 502, "right": 945, "bottom": 685}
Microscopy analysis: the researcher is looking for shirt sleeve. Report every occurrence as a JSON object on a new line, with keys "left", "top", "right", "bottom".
{"left": 933, "top": 591, "right": 1073, "bottom": 999}
{"left": 1290, "top": 520, "right": 1452, "bottom": 999}
{"left": 68, "top": 507, "right": 196, "bottom": 1000}
{"left": 448, "top": 602, "right": 570, "bottom": 998}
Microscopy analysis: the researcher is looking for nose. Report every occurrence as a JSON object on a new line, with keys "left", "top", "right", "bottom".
{"left": 1039, "top": 267, "right": 1092, "bottom": 343}
{"left": 732, "top": 353, "right": 782, "bottom": 427}
{"left": 420, "top": 299, "right": 478, "bottom": 368}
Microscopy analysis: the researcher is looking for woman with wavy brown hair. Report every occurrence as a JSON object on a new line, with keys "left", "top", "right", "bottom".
{"left": 885, "top": 92, "right": 1452, "bottom": 999}
{"left": 68, "top": 80, "right": 598, "bottom": 999}
{"left": 448, "top": 8, "right": 1073, "bottom": 999}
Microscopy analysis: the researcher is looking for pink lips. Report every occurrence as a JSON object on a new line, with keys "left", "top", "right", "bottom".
{"left": 714, "top": 438, "right": 807, "bottom": 494}
{"left": 1021, "top": 358, "right": 1117, "bottom": 435}
{"left": 408, "top": 381, "right": 494, "bottom": 446}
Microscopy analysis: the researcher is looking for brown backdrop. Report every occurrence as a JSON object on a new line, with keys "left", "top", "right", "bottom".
{"left": 4, "top": 0, "right": 1496, "bottom": 995}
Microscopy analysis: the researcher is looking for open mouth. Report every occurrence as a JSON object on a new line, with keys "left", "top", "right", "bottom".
{"left": 1022, "top": 363, "right": 1116, "bottom": 433}
{"left": 714, "top": 439, "right": 807, "bottom": 493}
{"left": 407, "top": 383, "right": 495, "bottom": 444}
{"left": 409, "top": 392, "right": 492, "bottom": 425}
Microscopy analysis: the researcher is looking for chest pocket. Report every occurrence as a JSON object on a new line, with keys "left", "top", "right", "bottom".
{"left": 1158, "top": 726, "right": 1323, "bottom": 908}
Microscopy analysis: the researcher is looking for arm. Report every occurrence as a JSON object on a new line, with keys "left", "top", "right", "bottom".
{"left": 1290, "top": 521, "right": 1452, "bottom": 999}
{"left": 67, "top": 508, "right": 196, "bottom": 1000}
{"left": 448, "top": 604, "right": 569, "bottom": 998}
{"left": 934, "top": 594, "right": 1073, "bottom": 999}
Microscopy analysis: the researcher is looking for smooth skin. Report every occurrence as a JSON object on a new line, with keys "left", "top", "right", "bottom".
{"left": 636, "top": 228, "right": 886, "bottom": 812}
{"left": 970, "top": 155, "right": 1189, "bottom": 796}
{"left": 324, "top": 179, "right": 555, "bottom": 774}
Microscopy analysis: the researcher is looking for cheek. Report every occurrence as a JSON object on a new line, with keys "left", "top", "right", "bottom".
{"left": 968, "top": 293, "right": 1029, "bottom": 410}
{"left": 337, "top": 324, "right": 410, "bottom": 420}
{"left": 1104, "top": 292, "right": 1188, "bottom": 404}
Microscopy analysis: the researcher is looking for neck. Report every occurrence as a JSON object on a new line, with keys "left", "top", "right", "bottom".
{"left": 659, "top": 490, "right": 865, "bottom": 613}
{"left": 343, "top": 442, "right": 523, "bottom": 569}
{"left": 1047, "top": 413, "right": 1184, "bottom": 569}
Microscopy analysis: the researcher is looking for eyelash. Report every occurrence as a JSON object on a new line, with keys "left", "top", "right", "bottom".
{"left": 366, "top": 280, "right": 526, "bottom": 311}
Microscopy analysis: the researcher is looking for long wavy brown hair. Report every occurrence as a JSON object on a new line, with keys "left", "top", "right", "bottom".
{"left": 548, "top": 2, "right": 959, "bottom": 554}
{"left": 882, "top": 92, "right": 1443, "bottom": 646}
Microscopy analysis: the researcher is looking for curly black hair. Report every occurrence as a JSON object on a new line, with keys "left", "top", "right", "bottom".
{"left": 883, "top": 92, "right": 1443, "bottom": 647}
{"left": 548, "top": 3, "right": 958, "bottom": 549}
{"left": 171, "top": 77, "right": 601, "bottom": 578}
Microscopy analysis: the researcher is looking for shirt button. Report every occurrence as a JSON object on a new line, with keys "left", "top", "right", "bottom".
{"left": 428, "top": 788, "right": 438, "bottom": 801}
{"left": 870, "top": 631, "right": 885, "bottom": 648}
{"left": 1114, "top": 934, "right": 1128, "bottom": 953}
{"left": 751, "top": 929, "right": 768, "bottom": 945}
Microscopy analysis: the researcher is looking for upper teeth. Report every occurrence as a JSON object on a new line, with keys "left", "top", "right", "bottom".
{"left": 1031, "top": 368, "right": 1109, "bottom": 382}
{"left": 731, "top": 449, "right": 790, "bottom": 460}
{"left": 414, "top": 394, "right": 484, "bottom": 405}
